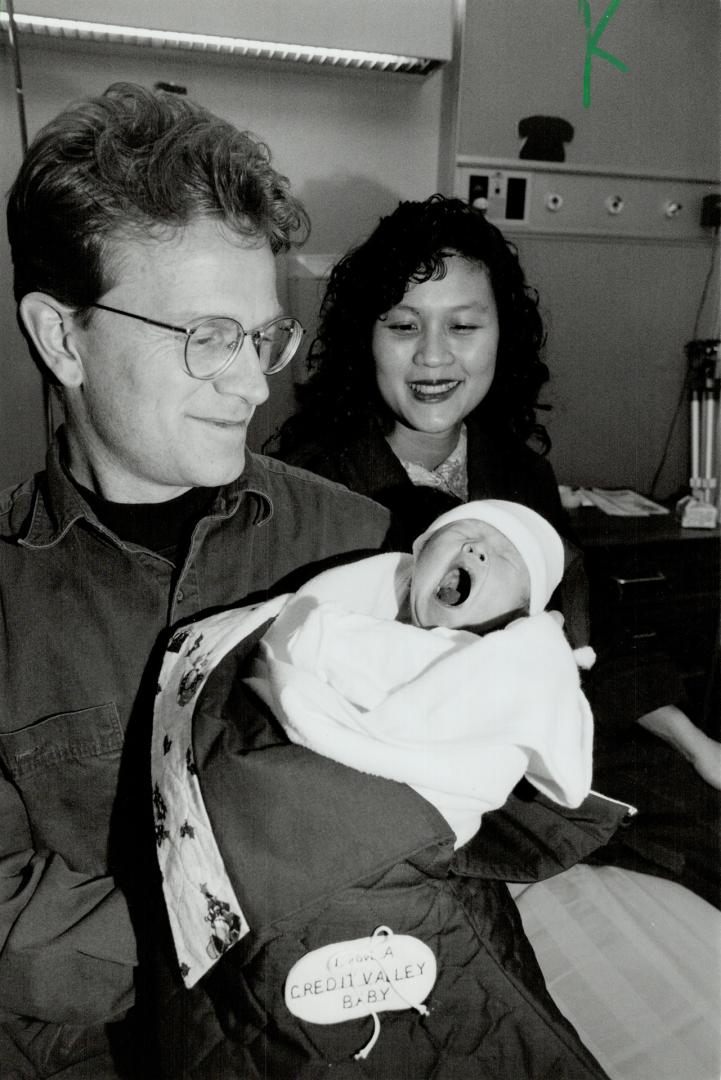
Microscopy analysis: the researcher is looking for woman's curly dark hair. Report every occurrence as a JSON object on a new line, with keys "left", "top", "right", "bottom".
{"left": 276, "top": 194, "right": 551, "bottom": 458}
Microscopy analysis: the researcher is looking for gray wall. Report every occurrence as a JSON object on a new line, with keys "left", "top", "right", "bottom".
{"left": 459, "top": 0, "right": 719, "bottom": 177}
{"left": 517, "top": 234, "right": 714, "bottom": 494}
{"left": 456, "top": 0, "right": 721, "bottom": 496}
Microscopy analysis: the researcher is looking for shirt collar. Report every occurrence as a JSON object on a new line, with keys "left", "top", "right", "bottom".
{"left": 398, "top": 424, "right": 468, "bottom": 501}
{"left": 219, "top": 450, "right": 274, "bottom": 526}
{"left": 19, "top": 429, "right": 273, "bottom": 549}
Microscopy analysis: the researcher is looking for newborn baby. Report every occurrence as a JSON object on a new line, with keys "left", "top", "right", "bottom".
{"left": 409, "top": 500, "right": 563, "bottom": 632}
{"left": 247, "top": 500, "right": 594, "bottom": 848}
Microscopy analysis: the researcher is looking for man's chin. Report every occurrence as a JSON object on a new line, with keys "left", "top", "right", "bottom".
{"left": 190, "top": 448, "right": 247, "bottom": 489}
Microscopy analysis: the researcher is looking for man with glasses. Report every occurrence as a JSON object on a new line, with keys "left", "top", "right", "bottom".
{"left": 0, "top": 82, "right": 392, "bottom": 1078}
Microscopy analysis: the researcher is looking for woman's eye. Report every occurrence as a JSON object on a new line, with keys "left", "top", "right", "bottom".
{"left": 387, "top": 322, "right": 418, "bottom": 333}
{"left": 450, "top": 323, "right": 481, "bottom": 333}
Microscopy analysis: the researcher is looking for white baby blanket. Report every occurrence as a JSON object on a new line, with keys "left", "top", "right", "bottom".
{"left": 247, "top": 553, "right": 594, "bottom": 848}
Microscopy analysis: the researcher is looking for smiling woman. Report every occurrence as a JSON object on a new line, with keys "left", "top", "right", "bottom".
{"left": 272, "top": 194, "right": 562, "bottom": 555}
{"left": 373, "top": 256, "right": 499, "bottom": 470}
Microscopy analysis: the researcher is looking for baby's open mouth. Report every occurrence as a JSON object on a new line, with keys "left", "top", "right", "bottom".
{"left": 436, "top": 566, "right": 472, "bottom": 606}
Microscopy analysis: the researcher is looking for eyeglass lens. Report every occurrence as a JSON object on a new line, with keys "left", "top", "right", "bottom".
{"left": 186, "top": 317, "right": 299, "bottom": 378}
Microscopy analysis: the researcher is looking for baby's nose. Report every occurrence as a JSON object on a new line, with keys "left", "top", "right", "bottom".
{"left": 462, "top": 540, "right": 487, "bottom": 561}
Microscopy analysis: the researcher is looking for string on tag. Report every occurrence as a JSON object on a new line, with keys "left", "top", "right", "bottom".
{"left": 369, "top": 928, "right": 430, "bottom": 1016}
{"left": 354, "top": 1012, "right": 381, "bottom": 1060}
{"left": 351, "top": 927, "right": 429, "bottom": 1061}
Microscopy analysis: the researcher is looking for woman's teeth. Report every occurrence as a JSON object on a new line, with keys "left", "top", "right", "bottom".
{"left": 408, "top": 380, "right": 460, "bottom": 399}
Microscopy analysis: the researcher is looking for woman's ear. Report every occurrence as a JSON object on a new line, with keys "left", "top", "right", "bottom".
{"left": 19, "top": 292, "right": 86, "bottom": 388}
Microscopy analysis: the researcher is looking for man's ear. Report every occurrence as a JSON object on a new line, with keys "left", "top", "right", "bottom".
{"left": 19, "top": 292, "right": 86, "bottom": 388}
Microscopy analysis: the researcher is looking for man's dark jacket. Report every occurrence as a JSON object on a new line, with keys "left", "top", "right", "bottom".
{"left": 150, "top": 621, "right": 630, "bottom": 1079}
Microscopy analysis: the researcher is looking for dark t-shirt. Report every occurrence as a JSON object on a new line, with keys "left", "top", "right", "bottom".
{"left": 74, "top": 479, "right": 218, "bottom": 561}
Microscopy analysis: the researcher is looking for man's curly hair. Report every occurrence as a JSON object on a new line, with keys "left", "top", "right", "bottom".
{"left": 8, "top": 82, "right": 310, "bottom": 315}
{"left": 277, "top": 194, "right": 551, "bottom": 457}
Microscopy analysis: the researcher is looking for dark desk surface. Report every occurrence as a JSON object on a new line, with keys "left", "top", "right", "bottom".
{"left": 568, "top": 506, "right": 721, "bottom": 548}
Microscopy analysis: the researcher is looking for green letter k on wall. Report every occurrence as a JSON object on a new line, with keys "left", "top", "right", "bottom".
{"left": 578, "top": 0, "right": 628, "bottom": 107}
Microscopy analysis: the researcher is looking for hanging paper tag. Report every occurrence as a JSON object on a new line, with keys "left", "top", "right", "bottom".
{"left": 284, "top": 927, "right": 436, "bottom": 1025}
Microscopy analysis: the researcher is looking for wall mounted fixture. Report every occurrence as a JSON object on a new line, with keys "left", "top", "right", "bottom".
{"left": 457, "top": 157, "right": 721, "bottom": 240}
{"left": 467, "top": 169, "right": 531, "bottom": 225}
{"left": 663, "top": 201, "right": 683, "bottom": 219}
{"left": 605, "top": 194, "right": 625, "bottom": 215}
{"left": 0, "top": 1, "right": 453, "bottom": 76}
{"left": 545, "top": 192, "right": 564, "bottom": 212}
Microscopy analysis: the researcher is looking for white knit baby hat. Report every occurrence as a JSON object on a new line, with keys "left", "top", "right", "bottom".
{"left": 412, "top": 499, "right": 565, "bottom": 615}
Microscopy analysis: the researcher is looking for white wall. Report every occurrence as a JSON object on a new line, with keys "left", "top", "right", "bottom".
{"left": 517, "top": 234, "right": 713, "bottom": 494}
{"left": 457, "top": 0, "right": 721, "bottom": 496}
{"left": 459, "top": 0, "right": 720, "bottom": 177}
{"left": 0, "top": 37, "right": 445, "bottom": 486}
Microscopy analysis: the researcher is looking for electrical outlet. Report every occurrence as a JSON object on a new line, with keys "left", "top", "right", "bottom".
{"left": 701, "top": 193, "right": 721, "bottom": 229}
{"left": 468, "top": 170, "right": 530, "bottom": 224}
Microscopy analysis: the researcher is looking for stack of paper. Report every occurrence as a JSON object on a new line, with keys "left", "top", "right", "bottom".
{"left": 559, "top": 487, "right": 669, "bottom": 517}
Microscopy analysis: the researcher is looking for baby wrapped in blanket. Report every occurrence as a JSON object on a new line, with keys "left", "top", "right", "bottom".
{"left": 247, "top": 500, "right": 595, "bottom": 849}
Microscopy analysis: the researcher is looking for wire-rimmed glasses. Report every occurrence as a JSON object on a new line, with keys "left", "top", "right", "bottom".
{"left": 90, "top": 302, "right": 304, "bottom": 380}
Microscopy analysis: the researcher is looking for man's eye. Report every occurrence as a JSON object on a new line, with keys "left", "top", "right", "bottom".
{"left": 193, "top": 328, "right": 222, "bottom": 347}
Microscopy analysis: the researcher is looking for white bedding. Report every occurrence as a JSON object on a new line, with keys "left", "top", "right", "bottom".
{"left": 514, "top": 865, "right": 721, "bottom": 1080}
{"left": 250, "top": 551, "right": 594, "bottom": 847}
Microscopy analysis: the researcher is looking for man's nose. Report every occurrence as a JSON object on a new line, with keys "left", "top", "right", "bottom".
{"left": 213, "top": 338, "right": 269, "bottom": 405}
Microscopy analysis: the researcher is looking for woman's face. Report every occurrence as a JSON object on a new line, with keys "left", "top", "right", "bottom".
{"left": 372, "top": 256, "right": 499, "bottom": 441}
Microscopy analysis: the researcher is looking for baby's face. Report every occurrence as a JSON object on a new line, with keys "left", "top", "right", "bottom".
{"left": 410, "top": 519, "right": 530, "bottom": 630}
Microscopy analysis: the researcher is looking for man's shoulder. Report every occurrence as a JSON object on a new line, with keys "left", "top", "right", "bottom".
{"left": 0, "top": 473, "right": 39, "bottom": 541}
{"left": 249, "top": 452, "right": 391, "bottom": 517}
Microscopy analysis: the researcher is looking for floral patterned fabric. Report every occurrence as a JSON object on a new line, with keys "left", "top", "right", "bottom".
{"left": 151, "top": 597, "right": 286, "bottom": 988}
{"left": 399, "top": 425, "right": 468, "bottom": 501}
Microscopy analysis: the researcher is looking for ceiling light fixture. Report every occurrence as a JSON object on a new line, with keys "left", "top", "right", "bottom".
{"left": 0, "top": 12, "right": 443, "bottom": 75}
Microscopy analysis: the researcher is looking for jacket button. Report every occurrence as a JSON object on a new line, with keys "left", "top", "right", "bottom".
{"left": 176, "top": 589, "right": 185, "bottom": 603}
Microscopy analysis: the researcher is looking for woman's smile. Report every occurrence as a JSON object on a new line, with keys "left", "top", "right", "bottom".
{"left": 373, "top": 256, "right": 499, "bottom": 460}
{"left": 407, "top": 379, "right": 462, "bottom": 402}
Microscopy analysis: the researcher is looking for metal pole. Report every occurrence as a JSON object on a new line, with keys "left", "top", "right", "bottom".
{"left": 5, "top": 0, "right": 28, "bottom": 154}
{"left": 4, "top": 2, "right": 54, "bottom": 444}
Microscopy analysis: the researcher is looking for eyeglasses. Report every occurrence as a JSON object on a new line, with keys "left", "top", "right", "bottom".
{"left": 90, "top": 302, "right": 304, "bottom": 380}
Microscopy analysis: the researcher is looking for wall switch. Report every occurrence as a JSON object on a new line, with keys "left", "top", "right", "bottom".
{"left": 468, "top": 169, "right": 530, "bottom": 224}
{"left": 701, "top": 193, "right": 721, "bottom": 228}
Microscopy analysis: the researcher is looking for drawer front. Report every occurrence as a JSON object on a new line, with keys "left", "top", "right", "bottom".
{"left": 585, "top": 537, "right": 719, "bottom": 654}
